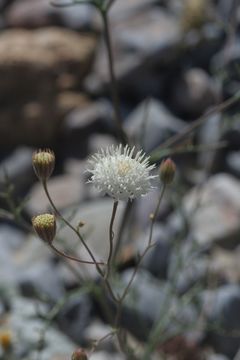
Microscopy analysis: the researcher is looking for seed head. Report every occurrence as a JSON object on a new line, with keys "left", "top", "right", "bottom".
{"left": 32, "top": 214, "right": 56, "bottom": 244}
{"left": 32, "top": 149, "right": 55, "bottom": 182}
{"left": 71, "top": 348, "right": 88, "bottom": 360}
{"left": 159, "top": 158, "right": 176, "bottom": 185}
{"left": 86, "top": 144, "right": 156, "bottom": 201}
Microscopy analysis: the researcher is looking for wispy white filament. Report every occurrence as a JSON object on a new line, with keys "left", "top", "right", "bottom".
{"left": 87, "top": 145, "right": 156, "bottom": 201}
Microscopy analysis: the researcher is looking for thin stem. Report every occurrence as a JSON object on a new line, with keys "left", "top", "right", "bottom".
{"left": 49, "top": 243, "right": 99, "bottom": 265}
{"left": 119, "top": 185, "right": 166, "bottom": 305}
{"left": 105, "top": 200, "right": 118, "bottom": 279}
{"left": 158, "top": 90, "right": 240, "bottom": 150}
{"left": 101, "top": 9, "right": 128, "bottom": 145}
{"left": 105, "top": 0, "right": 116, "bottom": 11}
{"left": 42, "top": 181, "right": 105, "bottom": 271}
{"left": 148, "top": 185, "right": 166, "bottom": 246}
{"left": 113, "top": 200, "right": 133, "bottom": 262}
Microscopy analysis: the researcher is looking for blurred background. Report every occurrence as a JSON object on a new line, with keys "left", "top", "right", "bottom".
{"left": 0, "top": 0, "right": 240, "bottom": 359}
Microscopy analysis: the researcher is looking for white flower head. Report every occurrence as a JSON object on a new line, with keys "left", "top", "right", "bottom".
{"left": 87, "top": 144, "right": 156, "bottom": 201}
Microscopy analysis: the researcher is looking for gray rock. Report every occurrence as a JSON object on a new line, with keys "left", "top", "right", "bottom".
{"left": 90, "top": 352, "right": 124, "bottom": 360}
{"left": 226, "top": 151, "right": 240, "bottom": 179}
{"left": 117, "top": 269, "right": 198, "bottom": 341}
{"left": 197, "top": 114, "right": 222, "bottom": 169}
{"left": 61, "top": 100, "right": 113, "bottom": 158}
{"left": 170, "top": 68, "right": 219, "bottom": 118}
{"left": 7, "top": 296, "right": 76, "bottom": 359}
{"left": 57, "top": 293, "right": 92, "bottom": 344}
{"left": 204, "top": 285, "right": 240, "bottom": 358}
{"left": 124, "top": 98, "right": 186, "bottom": 152}
{"left": 0, "top": 147, "right": 34, "bottom": 195}
{"left": 85, "top": 7, "right": 181, "bottom": 96}
{"left": 206, "top": 355, "right": 230, "bottom": 360}
{"left": 59, "top": 198, "right": 125, "bottom": 278}
{"left": 6, "top": 0, "right": 98, "bottom": 31}
{"left": 26, "top": 173, "right": 86, "bottom": 215}
{"left": 138, "top": 224, "right": 172, "bottom": 279}
{"left": 182, "top": 174, "right": 240, "bottom": 248}
{"left": 18, "top": 260, "right": 65, "bottom": 303}
{"left": 0, "top": 225, "right": 26, "bottom": 287}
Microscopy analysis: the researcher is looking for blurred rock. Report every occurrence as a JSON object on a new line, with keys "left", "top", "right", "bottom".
{"left": 211, "top": 41, "right": 240, "bottom": 97}
{"left": 206, "top": 354, "right": 229, "bottom": 360}
{"left": 138, "top": 224, "right": 172, "bottom": 279}
{"left": 135, "top": 188, "right": 171, "bottom": 230}
{"left": 5, "top": 296, "right": 75, "bottom": 359}
{"left": 124, "top": 98, "right": 186, "bottom": 152}
{"left": 57, "top": 293, "right": 93, "bottom": 344}
{"left": 59, "top": 198, "right": 124, "bottom": 278}
{"left": 209, "top": 247, "right": 240, "bottom": 284}
{"left": 117, "top": 269, "right": 198, "bottom": 341}
{"left": 60, "top": 100, "right": 113, "bottom": 158}
{"left": 6, "top": 0, "right": 98, "bottom": 31}
{"left": 0, "top": 225, "right": 26, "bottom": 287}
{"left": 26, "top": 173, "right": 86, "bottom": 215}
{"left": 205, "top": 285, "right": 240, "bottom": 358}
{"left": 0, "top": 28, "right": 97, "bottom": 146}
{"left": 90, "top": 352, "right": 124, "bottom": 360}
{"left": 197, "top": 114, "right": 222, "bottom": 169}
{"left": 85, "top": 6, "right": 181, "bottom": 97}
{"left": 18, "top": 260, "right": 65, "bottom": 303}
{"left": 226, "top": 151, "right": 240, "bottom": 179}
{"left": 88, "top": 134, "right": 117, "bottom": 155}
{"left": 0, "top": 147, "right": 34, "bottom": 195}
{"left": 85, "top": 320, "right": 116, "bottom": 352}
{"left": 183, "top": 174, "right": 240, "bottom": 248}
{"left": 0, "top": 28, "right": 96, "bottom": 101}
{"left": 170, "top": 68, "right": 219, "bottom": 118}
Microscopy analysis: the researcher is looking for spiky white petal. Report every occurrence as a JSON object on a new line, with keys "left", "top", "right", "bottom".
{"left": 86, "top": 145, "right": 156, "bottom": 201}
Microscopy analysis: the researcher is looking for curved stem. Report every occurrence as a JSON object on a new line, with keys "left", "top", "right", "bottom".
{"left": 42, "top": 181, "right": 105, "bottom": 272}
{"left": 49, "top": 243, "right": 99, "bottom": 265}
{"left": 42, "top": 181, "right": 119, "bottom": 303}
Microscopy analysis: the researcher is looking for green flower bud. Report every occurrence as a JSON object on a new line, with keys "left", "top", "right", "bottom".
{"left": 32, "top": 149, "right": 55, "bottom": 182}
{"left": 32, "top": 214, "right": 56, "bottom": 244}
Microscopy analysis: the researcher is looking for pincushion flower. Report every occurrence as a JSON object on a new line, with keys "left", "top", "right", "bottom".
{"left": 87, "top": 145, "right": 156, "bottom": 201}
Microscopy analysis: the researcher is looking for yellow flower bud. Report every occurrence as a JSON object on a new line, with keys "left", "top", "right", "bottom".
{"left": 0, "top": 331, "right": 12, "bottom": 351}
{"left": 32, "top": 214, "right": 56, "bottom": 244}
{"left": 32, "top": 149, "right": 55, "bottom": 182}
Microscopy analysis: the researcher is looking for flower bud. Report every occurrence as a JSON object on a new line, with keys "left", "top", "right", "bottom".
{"left": 0, "top": 331, "right": 12, "bottom": 351}
{"left": 32, "top": 149, "right": 55, "bottom": 182}
{"left": 71, "top": 348, "right": 88, "bottom": 360}
{"left": 159, "top": 158, "right": 176, "bottom": 185}
{"left": 32, "top": 214, "right": 56, "bottom": 244}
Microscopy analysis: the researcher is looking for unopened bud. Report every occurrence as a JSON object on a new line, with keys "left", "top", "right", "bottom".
{"left": 159, "top": 158, "right": 176, "bottom": 185}
{"left": 32, "top": 214, "right": 56, "bottom": 244}
{"left": 71, "top": 348, "right": 88, "bottom": 360}
{"left": 32, "top": 149, "right": 55, "bottom": 182}
{"left": 0, "top": 331, "right": 12, "bottom": 351}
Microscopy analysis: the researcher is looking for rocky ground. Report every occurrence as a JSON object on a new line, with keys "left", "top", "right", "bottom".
{"left": 0, "top": 0, "right": 240, "bottom": 359}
